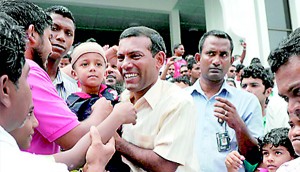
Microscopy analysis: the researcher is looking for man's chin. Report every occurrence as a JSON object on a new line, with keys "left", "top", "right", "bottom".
{"left": 49, "top": 51, "right": 64, "bottom": 60}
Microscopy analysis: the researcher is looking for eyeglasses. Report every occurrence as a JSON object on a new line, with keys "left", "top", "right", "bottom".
{"left": 229, "top": 70, "right": 235, "bottom": 73}
{"left": 180, "top": 70, "right": 188, "bottom": 74}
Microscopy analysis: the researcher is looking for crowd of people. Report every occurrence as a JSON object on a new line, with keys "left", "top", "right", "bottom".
{"left": 1, "top": 0, "right": 300, "bottom": 172}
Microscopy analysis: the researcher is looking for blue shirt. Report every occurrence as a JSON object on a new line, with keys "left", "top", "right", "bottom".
{"left": 186, "top": 80, "right": 264, "bottom": 172}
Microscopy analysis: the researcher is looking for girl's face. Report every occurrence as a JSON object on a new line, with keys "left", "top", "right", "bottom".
{"left": 72, "top": 53, "right": 106, "bottom": 94}
{"left": 262, "top": 144, "right": 294, "bottom": 172}
{"left": 288, "top": 113, "right": 300, "bottom": 156}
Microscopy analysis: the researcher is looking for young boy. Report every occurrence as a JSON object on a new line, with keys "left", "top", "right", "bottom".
{"left": 67, "top": 41, "right": 131, "bottom": 172}
{"left": 225, "top": 127, "right": 297, "bottom": 172}
{"left": 276, "top": 113, "right": 300, "bottom": 171}
{"left": 67, "top": 42, "right": 119, "bottom": 121}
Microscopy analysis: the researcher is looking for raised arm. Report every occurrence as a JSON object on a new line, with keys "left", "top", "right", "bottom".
{"left": 160, "top": 57, "right": 175, "bottom": 80}
{"left": 53, "top": 101, "right": 137, "bottom": 170}
{"left": 214, "top": 97, "right": 261, "bottom": 163}
{"left": 239, "top": 42, "right": 246, "bottom": 64}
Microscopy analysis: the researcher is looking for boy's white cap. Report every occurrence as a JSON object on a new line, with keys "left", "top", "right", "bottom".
{"left": 71, "top": 42, "right": 107, "bottom": 67}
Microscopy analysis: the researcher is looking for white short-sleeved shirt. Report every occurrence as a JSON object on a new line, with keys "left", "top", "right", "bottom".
{"left": 0, "top": 126, "right": 68, "bottom": 172}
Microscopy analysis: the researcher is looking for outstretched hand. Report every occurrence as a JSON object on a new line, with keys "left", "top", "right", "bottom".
{"left": 225, "top": 150, "right": 245, "bottom": 172}
{"left": 83, "top": 126, "right": 115, "bottom": 172}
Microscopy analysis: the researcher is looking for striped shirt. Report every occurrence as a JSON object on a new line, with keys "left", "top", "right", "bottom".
{"left": 53, "top": 68, "right": 80, "bottom": 101}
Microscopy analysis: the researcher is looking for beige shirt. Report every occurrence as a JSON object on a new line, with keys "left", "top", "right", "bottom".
{"left": 121, "top": 79, "right": 198, "bottom": 172}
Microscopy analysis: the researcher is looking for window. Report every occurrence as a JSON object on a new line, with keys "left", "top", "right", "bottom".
{"left": 265, "top": 0, "right": 292, "bottom": 50}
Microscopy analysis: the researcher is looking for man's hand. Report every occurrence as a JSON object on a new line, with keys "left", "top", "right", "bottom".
{"left": 91, "top": 97, "right": 113, "bottom": 120}
{"left": 83, "top": 126, "right": 115, "bottom": 172}
{"left": 112, "top": 102, "right": 137, "bottom": 125}
{"left": 214, "top": 97, "right": 244, "bottom": 129}
{"left": 105, "top": 45, "right": 118, "bottom": 66}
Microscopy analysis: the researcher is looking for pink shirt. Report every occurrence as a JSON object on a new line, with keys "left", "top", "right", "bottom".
{"left": 25, "top": 59, "right": 79, "bottom": 155}
{"left": 172, "top": 57, "right": 187, "bottom": 78}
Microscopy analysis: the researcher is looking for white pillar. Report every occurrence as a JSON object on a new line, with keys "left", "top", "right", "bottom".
{"left": 204, "top": 0, "right": 270, "bottom": 66}
{"left": 289, "top": 0, "right": 300, "bottom": 30}
{"left": 169, "top": 9, "right": 181, "bottom": 54}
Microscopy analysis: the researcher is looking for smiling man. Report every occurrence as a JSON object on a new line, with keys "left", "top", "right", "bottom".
{"left": 114, "top": 26, "right": 198, "bottom": 172}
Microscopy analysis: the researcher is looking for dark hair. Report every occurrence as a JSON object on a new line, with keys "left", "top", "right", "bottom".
{"left": 198, "top": 30, "right": 234, "bottom": 54}
{"left": 250, "top": 57, "right": 261, "bottom": 65}
{"left": 173, "top": 43, "right": 183, "bottom": 53}
{"left": 235, "top": 64, "right": 245, "bottom": 73}
{"left": 241, "top": 64, "right": 274, "bottom": 89}
{"left": 0, "top": 12, "right": 26, "bottom": 87}
{"left": 0, "top": 0, "right": 52, "bottom": 36}
{"left": 258, "top": 127, "right": 297, "bottom": 158}
{"left": 45, "top": 5, "right": 75, "bottom": 27}
{"left": 187, "top": 57, "right": 197, "bottom": 70}
{"left": 62, "top": 54, "right": 71, "bottom": 63}
{"left": 268, "top": 28, "right": 300, "bottom": 73}
{"left": 172, "top": 76, "right": 191, "bottom": 86}
{"left": 226, "top": 78, "right": 236, "bottom": 87}
{"left": 119, "top": 26, "right": 166, "bottom": 56}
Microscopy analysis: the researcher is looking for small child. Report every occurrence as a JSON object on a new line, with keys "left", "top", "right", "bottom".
{"left": 66, "top": 42, "right": 131, "bottom": 172}
{"left": 276, "top": 113, "right": 300, "bottom": 171}
{"left": 67, "top": 42, "right": 119, "bottom": 121}
{"left": 225, "top": 127, "right": 297, "bottom": 172}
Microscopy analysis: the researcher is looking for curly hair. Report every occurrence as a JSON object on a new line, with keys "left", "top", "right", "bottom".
{"left": 241, "top": 64, "right": 274, "bottom": 89}
{"left": 258, "top": 127, "right": 297, "bottom": 158}
{"left": 268, "top": 28, "right": 300, "bottom": 73}
{"left": 0, "top": 12, "right": 26, "bottom": 87}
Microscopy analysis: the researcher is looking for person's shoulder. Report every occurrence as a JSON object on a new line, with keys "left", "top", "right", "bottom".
{"left": 161, "top": 80, "right": 193, "bottom": 101}
{"left": 229, "top": 86, "right": 257, "bottom": 101}
{"left": 277, "top": 158, "right": 300, "bottom": 172}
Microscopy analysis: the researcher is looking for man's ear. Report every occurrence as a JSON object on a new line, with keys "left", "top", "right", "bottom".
{"left": 26, "top": 24, "right": 39, "bottom": 47}
{"left": 265, "top": 87, "right": 273, "bottom": 97}
{"left": 71, "top": 69, "right": 78, "bottom": 80}
{"left": 155, "top": 51, "right": 166, "bottom": 69}
{"left": 230, "top": 56, "right": 234, "bottom": 64}
{"left": 195, "top": 53, "right": 201, "bottom": 63}
{"left": 0, "top": 75, "right": 11, "bottom": 108}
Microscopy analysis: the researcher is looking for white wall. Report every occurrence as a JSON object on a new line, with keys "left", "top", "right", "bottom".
{"left": 204, "top": 0, "right": 270, "bottom": 66}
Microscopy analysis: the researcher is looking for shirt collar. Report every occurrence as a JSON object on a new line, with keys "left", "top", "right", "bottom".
{"left": 187, "top": 78, "right": 234, "bottom": 98}
{"left": 121, "top": 79, "right": 161, "bottom": 109}
{"left": 53, "top": 68, "right": 63, "bottom": 85}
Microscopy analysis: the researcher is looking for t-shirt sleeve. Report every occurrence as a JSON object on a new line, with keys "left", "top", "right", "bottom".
{"left": 28, "top": 64, "right": 80, "bottom": 142}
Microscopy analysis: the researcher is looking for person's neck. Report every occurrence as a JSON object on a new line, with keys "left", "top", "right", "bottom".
{"left": 81, "top": 85, "right": 101, "bottom": 95}
{"left": 261, "top": 101, "right": 266, "bottom": 117}
{"left": 199, "top": 77, "right": 224, "bottom": 99}
{"left": 47, "top": 58, "right": 61, "bottom": 82}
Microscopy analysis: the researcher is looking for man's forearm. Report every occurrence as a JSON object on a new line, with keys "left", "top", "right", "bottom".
{"left": 116, "top": 137, "right": 179, "bottom": 172}
{"left": 235, "top": 124, "right": 260, "bottom": 163}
